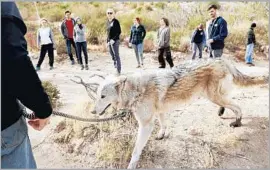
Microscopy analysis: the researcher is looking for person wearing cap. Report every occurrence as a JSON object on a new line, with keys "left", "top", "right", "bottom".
{"left": 61, "top": 10, "right": 79, "bottom": 65}
{"left": 190, "top": 23, "right": 206, "bottom": 60}
{"left": 129, "top": 17, "right": 146, "bottom": 68}
{"left": 73, "top": 17, "right": 89, "bottom": 70}
{"left": 2, "top": 2, "right": 52, "bottom": 168}
{"left": 36, "top": 18, "right": 55, "bottom": 71}
{"left": 206, "top": 4, "right": 228, "bottom": 58}
{"left": 245, "top": 23, "right": 257, "bottom": 66}
{"left": 106, "top": 8, "right": 122, "bottom": 75}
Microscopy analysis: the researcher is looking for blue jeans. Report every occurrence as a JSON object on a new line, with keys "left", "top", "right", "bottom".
{"left": 245, "top": 43, "right": 254, "bottom": 63}
{"left": 76, "top": 41, "right": 88, "bottom": 65}
{"left": 108, "top": 40, "right": 121, "bottom": 73}
{"left": 66, "top": 38, "right": 78, "bottom": 62}
{"left": 132, "top": 43, "right": 144, "bottom": 65}
{"left": 1, "top": 116, "right": 36, "bottom": 169}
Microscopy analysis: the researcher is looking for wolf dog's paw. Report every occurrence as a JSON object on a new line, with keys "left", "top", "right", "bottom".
{"left": 229, "top": 121, "right": 242, "bottom": 127}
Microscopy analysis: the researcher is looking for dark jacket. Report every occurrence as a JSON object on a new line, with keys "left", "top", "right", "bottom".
{"left": 208, "top": 16, "right": 228, "bottom": 50}
{"left": 191, "top": 29, "right": 206, "bottom": 45}
{"left": 107, "top": 18, "right": 121, "bottom": 42}
{"left": 247, "top": 28, "right": 256, "bottom": 45}
{"left": 129, "top": 24, "right": 146, "bottom": 45}
{"left": 61, "top": 18, "right": 76, "bottom": 39}
{"left": 1, "top": 2, "right": 52, "bottom": 131}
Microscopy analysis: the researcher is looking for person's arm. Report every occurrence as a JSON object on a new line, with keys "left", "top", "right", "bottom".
{"left": 202, "top": 30, "right": 206, "bottom": 47}
{"left": 37, "top": 29, "right": 41, "bottom": 48}
{"left": 142, "top": 25, "right": 146, "bottom": 40}
{"left": 129, "top": 26, "right": 133, "bottom": 43}
{"left": 73, "top": 26, "right": 76, "bottom": 42}
{"left": 3, "top": 18, "right": 52, "bottom": 119}
{"left": 49, "top": 28, "right": 56, "bottom": 49}
{"left": 60, "top": 21, "right": 67, "bottom": 39}
{"left": 212, "top": 19, "right": 228, "bottom": 41}
{"left": 164, "top": 28, "right": 170, "bottom": 46}
{"left": 252, "top": 30, "right": 256, "bottom": 44}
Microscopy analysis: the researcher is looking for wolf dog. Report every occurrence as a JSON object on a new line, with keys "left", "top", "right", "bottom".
{"left": 89, "top": 59, "right": 268, "bottom": 169}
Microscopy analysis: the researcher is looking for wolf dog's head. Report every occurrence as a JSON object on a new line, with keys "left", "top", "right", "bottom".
{"left": 91, "top": 75, "right": 127, "bottom": 115}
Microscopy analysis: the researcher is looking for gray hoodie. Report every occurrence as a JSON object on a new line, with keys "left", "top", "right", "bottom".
{"left": 157, "top": 26, "right": 170, "bottom": 49}
{"left": 73, "top": 24, "right": 87, "bottom": 43}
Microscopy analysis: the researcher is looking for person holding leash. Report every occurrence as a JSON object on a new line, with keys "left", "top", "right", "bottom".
{"left": 106, "top": 8, "right": 122, "bottom": 75}
{"left": 129, "top": 17, "right": 146, "bottom": 68}
{"left": 2, "top": 2, "right": 52, "bottom": 168}
{"left": 36, "top": 18, "right": 55, "bottom": 71}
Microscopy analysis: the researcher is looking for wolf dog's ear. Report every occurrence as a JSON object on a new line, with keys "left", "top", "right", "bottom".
{"left": 115, "top": 75, "right": 127, "bottom": 94}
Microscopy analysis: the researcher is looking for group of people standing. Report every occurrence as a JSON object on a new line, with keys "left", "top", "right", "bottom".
{"left": 35, "top": 4, "right": 258, "bottom": 74}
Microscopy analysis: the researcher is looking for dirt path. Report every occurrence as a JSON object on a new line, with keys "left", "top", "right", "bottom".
{"left": 28, "top": 46, "right": 269, "bottom": 168}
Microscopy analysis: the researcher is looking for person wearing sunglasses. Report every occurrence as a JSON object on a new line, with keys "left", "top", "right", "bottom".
{"left": 106, "top": 9, "right": 122, "bottom": 75}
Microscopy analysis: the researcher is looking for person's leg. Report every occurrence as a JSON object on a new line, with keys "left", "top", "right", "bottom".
{"left": 82, "top": 42, "right": 89, "bottom": 66}
{"left": 138, "top": 43, "right": 144, "bottom": 65}
{"left": 132, "top": 44, "right": 140, "bottom": 67}
{"left": 113, "top": 40, "right": 121, "bottom": 74}
{"left": 191, "top": 43, "right": 197, "bottom": 60}
{"left": 209, "top": 47, "right": 213, "bottom": 58}
{"left": 245, "top": 43, "right": 254, "bottom": 64}
{"left": 76, "top": 42, "right": 83, "bottom": 65}
{"left": 213, "top": 49, "right": 223, "bottom": 58}
{"left": 71, "top": 39, "right": 79, "bottom": 64}
{"left": 198, "top": 42, "right": 203, "bottom": 58}
{"left": 1, "top": 117, "right": 37, "bottom": 169}
{"left": 37, "top": 45, "right": 48, "bottom": 69}
{"left": 66, "top": 39, "right": 74, "bottom": 62}
{"left": 108, "top": 43, "right": 116, "bottom": 67}
{"left": 165, "top": 46, "right": 174, "bottom": 68}
{"left": 47, "top": 44, "right": 54, "bottom": 68}
{"left": 158, "top": 48, "right": 166, "bottom": 68}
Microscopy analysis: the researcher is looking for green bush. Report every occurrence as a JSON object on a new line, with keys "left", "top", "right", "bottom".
{"left": 154, "top": 2, "right": 166, "bottom": 9}
{"left": 42, "top": 81, "right": 61, "bottom": 109}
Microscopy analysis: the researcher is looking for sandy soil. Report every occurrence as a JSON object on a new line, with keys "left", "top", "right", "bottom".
{"left": 28, "top": 46, "right": 269, "bottom": 169}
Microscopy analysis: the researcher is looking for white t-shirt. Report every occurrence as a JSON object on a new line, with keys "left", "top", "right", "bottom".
{"left": 37, "top": 27, "right": 53, "bottom": 45}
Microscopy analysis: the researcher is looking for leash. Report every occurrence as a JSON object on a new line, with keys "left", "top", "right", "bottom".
{"left": 22, "top": 110, "right": 131, "bottom": 122}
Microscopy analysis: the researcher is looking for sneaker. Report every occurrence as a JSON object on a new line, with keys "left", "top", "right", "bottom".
{"left": 85, "top": 65, "right": 89, "bottom": 70}
{"left": 71, "top": 60, "right": 75, "bottom": 65}
{"left": 81, "top": 64, "right": 84, "bottom": 70}
{"left": 36, "top": 66, "right": 40, "bottom": 71}
{"left": 49, "top": 66, "right": 53, "bottom": 70}
{"left": 136, "top": 65, "right": 141, "bottom": 68}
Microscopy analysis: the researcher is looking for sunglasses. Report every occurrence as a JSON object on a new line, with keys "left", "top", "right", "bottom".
{"left": 107, "top": 12, "right": 113, "bottom": 15}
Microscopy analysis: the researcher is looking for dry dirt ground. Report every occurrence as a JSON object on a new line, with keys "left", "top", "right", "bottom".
{"left": 28, "top": 46, "right": 269, "bottom": 169}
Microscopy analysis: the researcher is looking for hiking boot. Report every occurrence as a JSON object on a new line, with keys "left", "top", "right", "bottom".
{"left": 36, "top": 66, "right": 40, "bottom": 71}
{"left": 49, "top": 66, "right": 54, "bottom": 70}
{"left": 71, "top": 60, "right": 75, "bottom": 65}
{"left": 81, "top": 64, "right": 84, "bottom": 70}
{"left": 85, "top": 64, "right": 89, "bottom": 70}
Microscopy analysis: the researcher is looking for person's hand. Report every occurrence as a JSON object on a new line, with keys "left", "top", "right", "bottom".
{"left": 109, "top": 39, "right": 115, "bottom": 45}
{"left": 28, "top": 116, "right": 50, "bottom": 131}
{"left": 207, "top": 39, "right": 214, "bottom": 44}
{"left": 128, "top": 43, "right": 132, "bottom": 47}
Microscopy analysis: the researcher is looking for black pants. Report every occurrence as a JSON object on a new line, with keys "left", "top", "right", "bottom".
{"left": 37, "top": 44, "right": 54, "bottom": 67}
{"left": 76, "top": 42, "right": 88, "bottom": 65}
{"left": 66, "top": 38, "right": 79, "bottom": 62}
{"left": 158, "top": 46, "right": 174, "bottom": 68}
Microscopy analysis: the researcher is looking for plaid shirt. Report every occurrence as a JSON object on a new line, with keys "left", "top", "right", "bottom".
{"left": 129, "top": 25, "right": 146, "bottom": 45}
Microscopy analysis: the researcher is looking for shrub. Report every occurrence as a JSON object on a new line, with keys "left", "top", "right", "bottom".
{"left": 42, "top": 81, "right": 61, "bottom": 109}
{"left": 154, "top": 2, "right": 166, "bottom": 9}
